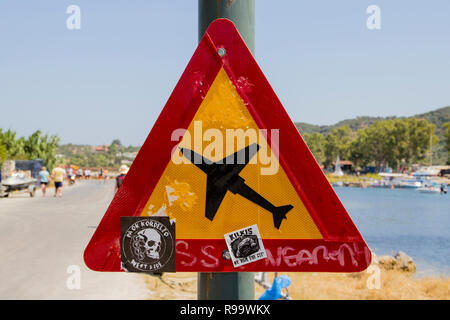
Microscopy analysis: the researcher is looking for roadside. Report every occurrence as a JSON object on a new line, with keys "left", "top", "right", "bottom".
{"left": 0, "top": 180, "right": 150, "bottom": 299}
{"left": 2, "top": 179, "right": 447, "bottom": 300}
{"left": 143, "top": 269, "right": 449, "bottom": 300}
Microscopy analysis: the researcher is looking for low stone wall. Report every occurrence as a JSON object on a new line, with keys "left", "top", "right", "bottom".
{"left": 1, "top": 160, "right": 15, "bottom": 178}
{"left": 372, "top": 251, "right": 416, "bottom": 273}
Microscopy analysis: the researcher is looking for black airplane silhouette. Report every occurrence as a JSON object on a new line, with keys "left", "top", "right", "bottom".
{"left": 178, "top": 143, "right": 293, "bottom": 229}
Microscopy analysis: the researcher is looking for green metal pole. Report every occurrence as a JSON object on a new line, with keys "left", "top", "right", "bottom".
{"left": 197, "top": 272, "right": 255, "bottom": 300}
{"left": 197, "top": 0, "right": 255, "bottom": 300}
{"left": 198, "top": 0, "right": 255, "bottom": 54}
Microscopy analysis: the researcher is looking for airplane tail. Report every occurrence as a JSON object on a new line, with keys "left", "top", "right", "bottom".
{"left": 272, "top": 205, "right": 293, "bottom": 229}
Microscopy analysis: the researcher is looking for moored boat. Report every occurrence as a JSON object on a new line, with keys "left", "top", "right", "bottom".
{"left": 417, "top": 186, "right": 441, "bottom": 193}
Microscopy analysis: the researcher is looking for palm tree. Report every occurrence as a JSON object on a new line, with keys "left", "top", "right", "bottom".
{"left": 0, "top": 141, "right": 6, "bottom": 163}
{"left": 1, "top": 129, "right": 27, "bottom": 159}
{"left": 24, "top": 130, "right": 60, "bottom": 170}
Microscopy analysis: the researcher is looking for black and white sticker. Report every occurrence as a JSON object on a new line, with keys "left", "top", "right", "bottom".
{"left": 120, "top": 216, "right": 176, "bottom": 273}
{"left": 224, "top": 224, "right": 267, "bottom": 268}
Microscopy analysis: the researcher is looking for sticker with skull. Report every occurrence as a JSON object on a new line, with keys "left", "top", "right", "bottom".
{"left": 121, "top": 217, "right": 175, "bottom": 272}
{"left": 134, "top": 228, "right": 162, "bottom": 260}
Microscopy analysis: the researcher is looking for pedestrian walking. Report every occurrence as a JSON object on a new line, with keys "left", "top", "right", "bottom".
{"left": 103, "top": 168, "right": 109, "bottom": 184}
{"left": 51, "top": 164, "right": 66, "bottom": 197}
{"left": 84, "top": 169, "right": 91, "bottom": 180}
{"left": 76, "top": 168, "right": 83, "bottom": 179}
{"left": 38, "top": 166, "right": 50, "bottom": 197}
{"left": 98, "top": 168, "right": 103, "bottom": 182}
{"left": 66, "top": 166, "right": 74, "bottom": 182}
{"left": 115, "top": 165, "right": 128, "bottom": 193}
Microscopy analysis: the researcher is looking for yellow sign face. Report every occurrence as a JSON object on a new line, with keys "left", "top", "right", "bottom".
{"left": 139, "top": 68, "right": 322, "bottom": 240}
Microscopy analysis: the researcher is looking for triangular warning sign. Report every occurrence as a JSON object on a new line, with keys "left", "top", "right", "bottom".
{"left": 84, "top": 19, "right": 371, "bottom": 273}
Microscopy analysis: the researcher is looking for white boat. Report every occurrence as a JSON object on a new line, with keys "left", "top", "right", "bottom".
{"left": 417, "top": 183, "right": 448, "bottom": 194}
{"left": 371, "top": 173, "right": 423, "bottom": 189}
{"left": 371, "top": 179, "right": 393, "bottom": 188}
{"left": 332, "top": 155, "right": 344, "bottom": 177}
{"left": 413, "top": 167, "right": 440, "bottom": 177}
{"left": 395, "top": 179, "right": 422, "bottom": 189}
{"left": 417, "top": 186, "right": 442, "bottom": 194}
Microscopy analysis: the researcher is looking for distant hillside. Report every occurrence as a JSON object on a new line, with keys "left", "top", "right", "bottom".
{"left": 415, "top": 106, "right": 450, "bottom": 137}
{"left": 295, "top": 106, "right": 449, "bottom": 135}
{"left": 295, "top": 106, "right": 450, "bottom": 164}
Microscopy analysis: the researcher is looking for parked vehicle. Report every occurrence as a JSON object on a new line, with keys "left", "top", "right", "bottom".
{"left": 0, "top": 173, "right": 37, "bottom": 198}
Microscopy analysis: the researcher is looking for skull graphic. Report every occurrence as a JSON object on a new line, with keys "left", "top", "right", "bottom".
{"left": 136, "top": 228, "right": 162, "bottom": 260}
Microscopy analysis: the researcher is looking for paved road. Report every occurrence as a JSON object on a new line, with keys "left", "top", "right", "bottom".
{"left": 0, "top": 180, "right": 150, "bottom": 299}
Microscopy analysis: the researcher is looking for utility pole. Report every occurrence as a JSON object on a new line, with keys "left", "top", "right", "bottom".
{"left": 197, "top": 0, "right": 255, "bottom": 300}
{"left": 198, "top": 0, "right": 255, "bottom": 54}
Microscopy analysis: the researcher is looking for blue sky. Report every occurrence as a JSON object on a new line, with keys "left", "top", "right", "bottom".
{"left": 0, "top": 1, "right": 449, "bottom": 145}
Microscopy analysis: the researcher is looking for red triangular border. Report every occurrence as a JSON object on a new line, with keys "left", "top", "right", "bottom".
{"left": 84, "top": 19, "right": 371, "bottom": 272}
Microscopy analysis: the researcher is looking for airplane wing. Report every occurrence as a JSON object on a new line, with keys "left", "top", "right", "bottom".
{"left": 221, "top": 143, "right": 260, "bottom": 175}
{"left": 178, "top": 147, "right": 214, "bottom": 174}
{"left": 179, "top": 143, "right": 260, "bottom": 176}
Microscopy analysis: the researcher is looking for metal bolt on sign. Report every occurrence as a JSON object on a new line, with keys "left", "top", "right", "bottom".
{"left": 217, "top": 47, "right": 226, "bottom": 57}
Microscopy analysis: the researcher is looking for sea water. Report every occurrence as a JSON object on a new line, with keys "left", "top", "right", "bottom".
{"left": 334, "top": 187, "right": 450, "bottom": 277}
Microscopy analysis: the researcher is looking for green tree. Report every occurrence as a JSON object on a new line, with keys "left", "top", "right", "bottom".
{"left": 0, "top": 130, "right": 5, "bottom": 163}
{"left": 70, "top": 154, "right": 89, "bottom": 167}
{"left": 350, "top": 129, "right": 372, "bottom": 169}
{"left": 390, "top": 119, "right": 410, "bottom": 170}
{"left": 349, "top": 118, "right": 438, "bottom": 171}
{"left": 302, "top": 132, "right": 326, "bottom": 165}
{"left": 111, "top": 139, "right": 122, "bottom": 147}
{"left": 125, "top": 145, "right": 140, "bottom": 152}
{"left": 1, "top": 129, "right": 26, "bottom": 159}
{"left": 403, "top": 118, "right": 438, "bottom": 165}
{"left": 0, "top": 140, "right": 6, "bottom": 164}
{"left": 444, "top": 122, "right": 450, "bottom": 164}
{"left": 92, "top": 154, "right": 108, "bottom": 167}
{"left": 324, "top": 126, "right": 353, "bottom": 167}
{"left": 23, "top": 130, "right": 60, "bottom": 170}
{"left": 107, "top": 143, "right": 119, "bottom": 158}
{"left": 358, "top": 120, "right": 397, "bottom": 171}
